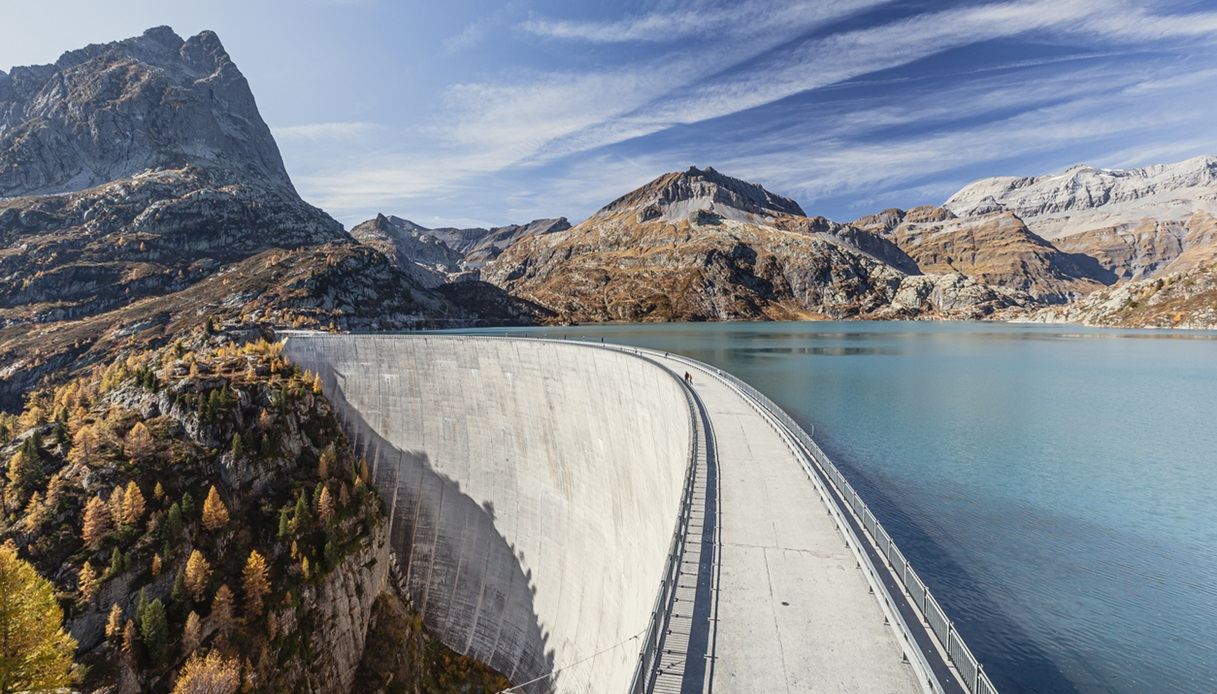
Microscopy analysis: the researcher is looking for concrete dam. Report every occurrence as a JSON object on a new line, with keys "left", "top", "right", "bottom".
{"left": 283, "top": 333, "right": 996, "bottom": 694}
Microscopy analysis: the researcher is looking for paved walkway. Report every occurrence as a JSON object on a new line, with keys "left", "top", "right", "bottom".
{"left": 648, "top": 351, "right": 924, "bottom": 694}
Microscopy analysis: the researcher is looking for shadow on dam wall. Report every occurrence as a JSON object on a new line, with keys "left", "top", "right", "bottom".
{"left": 284, "top": 334, "right": 692, "bottom": 694}
{"left": 324, "top": 370, "right": 557, "bottom": 690}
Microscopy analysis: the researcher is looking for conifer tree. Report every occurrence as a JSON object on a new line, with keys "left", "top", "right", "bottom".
{"left": 172, "top": 650, "right": 240, "bottom": 694}
{"left": 211, "top": 585, "right": 235, "bottom": 640}
{"left": 105, "top": 603, "right": 123, "bottom": 641}
{"left": 201, "top": 486, "right": 229, "bottom": 531}
{"left": 140, "top": 598, "right": 169, "bottom": 664}
{"left": 317, "top": 486, "right": 335, "bottom": 525}
{"left": 121, "top": 481, "right": 146, "bottom": 527}
{"left": 242, "top": 550, "right": 271, "bottom": 618}
{"left": 277, "top": 507, "right": 291, "bottom": 539}
{"left": 124, "top": 422, "right": 155, "bottom": 463}
{"left": 182, "top": 611, "right": 202, "bottom": 656}
{"left": 0, "top": 543, "right": 77, "bottom": 691}
{"left": 184, "top": 550, "right": 212, "bottom": 602}
{"left": 121, "top": 619, "right": 138, "bottom": 655}
{"left": 78, "top": 561, "right": 98, "bottom": 602}
{"left": 181, "top": 491, "right": 195, "bottom": 520}
{"left": 82, "top": 495, "right": 112, "bottom": 549}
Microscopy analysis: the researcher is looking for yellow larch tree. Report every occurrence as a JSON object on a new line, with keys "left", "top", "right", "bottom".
{"left": 0, "top": 543, "right": 77, "bottom": 693}
{"left": 201, "top": 486, "right": 229, "bottom": 531}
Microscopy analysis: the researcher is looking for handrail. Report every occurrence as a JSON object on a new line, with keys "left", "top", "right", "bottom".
{"left": 655, "top": 349, "right": 998, "bottom": 694}
{"left": 281, "top": 332, "right": 706, "bottom": 694}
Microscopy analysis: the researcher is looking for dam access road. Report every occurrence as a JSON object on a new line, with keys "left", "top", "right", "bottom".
{"left": 283, "top": 333, "right": 968, "bottom": 694}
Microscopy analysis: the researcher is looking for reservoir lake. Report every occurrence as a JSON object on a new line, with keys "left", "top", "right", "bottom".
{"left": 452, "top": 321, "right": 1217, "bottom": 693}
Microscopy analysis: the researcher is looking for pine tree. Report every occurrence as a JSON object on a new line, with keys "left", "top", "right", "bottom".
{"left": 184, "top": 550, "right": 212, "bottom": 602}
{"left": 211, "top": 585, "right": 235, "bottom": 640}
{"left": 293, "top": 493, "right": 310, "bottom": 531}
{"left": 121, "top": 481, "right": 146, "bottom": 527}
{"left": 124, "top": 422, "right": 155, "bottom": 463}
{"left": 181, "top": 611, "right": 202, "bottom": 656}
{"left": 277, "top": 507, "right": 291, "bottom": 539}
{"left": 107, "top": 485, "right": 125, "bottom": 527}
{"left": 172, "top": 650, "right": 240, "bottom": 694}
{"left": 77, "top": 561, "right": 99, "bottom": 604}
{"left": 0, "top": 543, "right": 77, "bottom": 691}
{"left": 105, "top": 603, "right": 123, "bottom": 641}
{"left": 318, "top": 443, "right": 336, "bottom": 479}
{"left": 107, "top": 548, "right": 122, "bottom": 577}
{"left": 121, "top": 618, "right": 138, "bottom": 655}
{"left": 181, "top": 491, "right": 195, "bottom": 520}
{"left": 140, "top": 598, "right": 169, "bottom": 664}
{"left": 162, "top": 502, "right": 184, "bottom": 547}
{"left": 317, "top": 486, "right": 335, "bottom": 525}
{"left": 151, "top": 554, "right": 163, "bottom": 578}
{"left": 242, "top": 550, "right": 271, "bottom": 618}
{"left": 6, "top": 449, "right": 43, "bottom": 498}
{"left": 172, "top": 570, "right": 188, "bottom": 605}
{"left": 153, "top": 481, "right": 166, "bottom": 501}
{"left": 82, "top": 495, "right": 112, "bottom": 549}
{"left": 201, "top": 486, "right": 229, "bottom": 531}
{"left": 230, "top": 433, "right": 243, "bottom": 458}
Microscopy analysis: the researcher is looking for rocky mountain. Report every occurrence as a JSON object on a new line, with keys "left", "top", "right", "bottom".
{"left": 0, "top": 27, "right": 533, "bottom": 407}
{"left": 595, "top": 165, "right": 805, "bottom": 224}
{"left": 0, "top": 26, "right": 293, "bottom": 197}
{"left": 482, "top": 168, "right": 1025, "bottom": 323}
{"left": 944, "top": 156, "right": 1217, "bottom": 281}
{"left": 853, "top": 206, "right": 1113, "bottom": 302}
{"left": 349, "top": 213, "right": 570, "bottom": 285}
{"left": 1020, "top": 262, "right": 1217, "bottom": 329}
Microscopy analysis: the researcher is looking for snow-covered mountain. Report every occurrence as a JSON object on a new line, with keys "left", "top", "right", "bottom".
{"left": 944, "top": 156, "right": 1217, "bottom": 240}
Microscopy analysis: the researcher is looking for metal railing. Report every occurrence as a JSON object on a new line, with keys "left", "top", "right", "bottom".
{"left": 659, "top": 350, "right": 998, "bottom": 694}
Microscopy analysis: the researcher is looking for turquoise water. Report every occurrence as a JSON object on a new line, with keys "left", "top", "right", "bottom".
{"left": 452, "top": 321, "right": 1217, "bottom": 693}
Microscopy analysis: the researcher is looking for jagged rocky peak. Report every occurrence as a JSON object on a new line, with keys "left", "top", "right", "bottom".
{"left": 944, "top": 155, "right": 1217, "bottom": 223}
{"left": 0, "top": 25, "right": 292, "bottom": 197}
{"left": 594, "top": 165, "right": 806, "bottom": 224}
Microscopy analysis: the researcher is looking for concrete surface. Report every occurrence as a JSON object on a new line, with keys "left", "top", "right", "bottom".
{"left": 648, "top": 351, "right": 923, "bottom": 694}
{"left": 284, "top": 334, "right": 925, "bottom": 694}
{"left": 284, "top": 335, "right": 691, "bottom": 693}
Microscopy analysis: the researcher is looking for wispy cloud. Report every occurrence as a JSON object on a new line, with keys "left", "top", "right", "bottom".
{"left": 517, "top": 0, "right": 877, "bottom": 44}
{"left": 273, "top": 121, "right": 381, "bottom": 140}
{"left": 280, "top": 0, "right": 1217, "bottom": 225}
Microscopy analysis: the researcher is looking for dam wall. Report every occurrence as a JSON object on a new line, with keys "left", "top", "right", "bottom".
{"left": 283, "top": 334, "right": 692, "bottom": 692}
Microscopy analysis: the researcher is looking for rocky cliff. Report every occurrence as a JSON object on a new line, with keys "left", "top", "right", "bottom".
{"left": 943, "top": 156, "right": 1217, "bottom": 283}
{"left": 0, "top": 27, "right": 534, "bottom": 411}
{"left": 349, "top": 213, "right": 572, "bottom": 284}
{"left": 0, "top": 26, "right": 292, "bottom": 197}
{"left": 482, "top": 168, "right": 1024, "bottom": 322}
{"left": 856, "top": 207, "right": 1113, "bottom": 302}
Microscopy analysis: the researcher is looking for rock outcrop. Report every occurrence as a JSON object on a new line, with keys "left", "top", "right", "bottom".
{"left": 0, "top": 27, "right": 535, "bottom": 407}
{"left": 595, "top": 165, "right": 805, "bottom": 224}
{"left": 865, "top": 208, "right": 1113, "bottom": 302}
{"left": 942, "top": 156, "right": 1217, "bottom": 285}
{"left": 482, "top": 169, "right": 1019, "bottom": 322}
{"left": 349, "top": 213, "right": 571, "bottom": 284}
{"left": 1020, "top": 262, "right": 1217, "bottom": 329}
{"left": 0, "top": 26, "right": 292, "bottom": 197}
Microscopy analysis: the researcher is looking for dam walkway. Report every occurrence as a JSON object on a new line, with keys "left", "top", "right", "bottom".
{"left": 282, "top": 333, "right": 991, "bottom": 694}
{"left": 638, "top": 349, "right": 928, "bottom": 694}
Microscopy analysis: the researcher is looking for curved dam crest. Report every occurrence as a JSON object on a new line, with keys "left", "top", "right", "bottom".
{"left": 284, "top": 334, "right": 692, "bottom": 691}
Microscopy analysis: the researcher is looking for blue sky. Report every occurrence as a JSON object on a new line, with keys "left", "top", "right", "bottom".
{"left": 4, "top": 0, "right": 1217, "bottom": 228}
